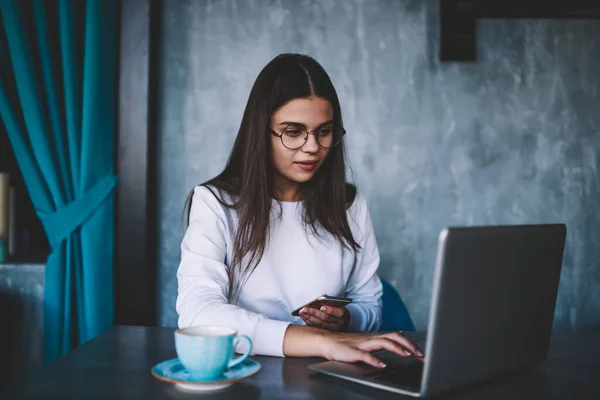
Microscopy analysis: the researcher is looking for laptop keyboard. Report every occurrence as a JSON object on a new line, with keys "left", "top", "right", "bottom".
{"left": 366, "top": 362, "right": 423, "bottom": 387}
{"left": 364, "top": 350, "right": 424, "bottom": 389}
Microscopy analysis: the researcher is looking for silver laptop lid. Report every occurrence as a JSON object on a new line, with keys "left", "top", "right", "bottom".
{"left": 421, "top": 224, "right": 566, "bottom": 397}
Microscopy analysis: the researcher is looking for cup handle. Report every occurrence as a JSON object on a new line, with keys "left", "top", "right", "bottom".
{"left": 228, "top": 335, "right": 252, "bottom": 369}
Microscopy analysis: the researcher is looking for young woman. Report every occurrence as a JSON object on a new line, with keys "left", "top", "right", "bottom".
{"left": 176, "top": 53, "right": 423, "bottom": 368}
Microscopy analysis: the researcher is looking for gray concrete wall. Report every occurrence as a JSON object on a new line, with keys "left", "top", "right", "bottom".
{"left": 156, "top": 0, "right": 600, "bottom": 330}
{"left": 0, "top": 264, "right": 44, "bottom": 392}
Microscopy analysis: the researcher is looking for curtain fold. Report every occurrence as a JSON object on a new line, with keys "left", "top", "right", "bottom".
{"left": 0, "top": 0, "right": 117, "bottom": 361}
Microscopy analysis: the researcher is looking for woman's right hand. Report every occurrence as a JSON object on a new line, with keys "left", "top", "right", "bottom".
{"left": 319, "top": 331, "right": 424, "bottom": 368}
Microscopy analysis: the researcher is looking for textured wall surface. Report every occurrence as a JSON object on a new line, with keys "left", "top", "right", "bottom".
{"left": 156, "top": 0, "right": 600, "bottom": 330}
{"left": 0, "top": 264, "right": 44, "bottom": 392}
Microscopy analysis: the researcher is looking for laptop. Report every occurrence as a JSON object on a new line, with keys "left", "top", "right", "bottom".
{"left": 308, "top": 224, "right": 567, "bottom": 397}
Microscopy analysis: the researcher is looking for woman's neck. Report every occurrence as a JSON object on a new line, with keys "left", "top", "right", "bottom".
{"left": 272, "top": 174, "right": 302, "bottom": 202}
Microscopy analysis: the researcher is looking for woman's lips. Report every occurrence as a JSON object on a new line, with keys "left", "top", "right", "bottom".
{"left": 295, "top": 161, "right": 318, "bottom": 171}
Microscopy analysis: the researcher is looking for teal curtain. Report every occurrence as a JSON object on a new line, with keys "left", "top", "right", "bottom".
{"left": 0, "top": 0, "right": 117, "bottom": 361}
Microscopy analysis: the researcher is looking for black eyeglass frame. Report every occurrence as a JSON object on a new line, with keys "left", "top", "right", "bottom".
{"left": 270, "top": 123, "right": 347, "bottom": 150}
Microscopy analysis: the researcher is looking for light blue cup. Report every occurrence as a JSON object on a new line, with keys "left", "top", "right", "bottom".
{"left": 174, "top": 326, "right": 252, "bottom": 380}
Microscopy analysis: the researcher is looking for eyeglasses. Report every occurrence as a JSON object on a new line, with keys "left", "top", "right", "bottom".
{"left": 270, "top": 123, "right": 346, "bottom": 150}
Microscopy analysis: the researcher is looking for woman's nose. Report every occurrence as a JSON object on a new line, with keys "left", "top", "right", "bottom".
{"left": 302, "top": 132, "right": 320, "bottom": 152}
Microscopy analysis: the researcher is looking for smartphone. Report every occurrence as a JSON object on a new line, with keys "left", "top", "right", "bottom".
{"left": 291, "top": 294, "right": 352, "bottom": 316}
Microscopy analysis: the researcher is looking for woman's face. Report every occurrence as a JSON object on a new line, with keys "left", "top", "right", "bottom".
{"left": 269, "top": 96, "right": 333, "bottom": 194}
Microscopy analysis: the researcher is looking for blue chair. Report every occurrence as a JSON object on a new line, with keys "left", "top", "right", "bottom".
{"left": 380, "top": 277, "right": 416, "bottom": 332}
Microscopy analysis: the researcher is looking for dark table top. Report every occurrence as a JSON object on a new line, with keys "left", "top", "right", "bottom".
{"left": 2, "top": 326, "right": 600, "bottom": 399}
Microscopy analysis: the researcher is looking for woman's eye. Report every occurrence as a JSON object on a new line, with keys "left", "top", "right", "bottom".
{"left": 318, "top": 128, "right": 332, "bottom": 136}
{"left": 285, "top": 129, "right": 303, "bottom": 137}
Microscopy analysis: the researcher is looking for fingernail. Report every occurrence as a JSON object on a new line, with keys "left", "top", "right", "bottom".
{"left": 379, "top": 362, "right": 386, "bottom": 368}
{"left": 300, "top": 308, "right": 306, "bottom": 313}
{"left": 405, "top": 350, "right": 412, "bottom": 356}
{"left": 320, "top": 307, "right": 326, "bottom": 312}
{"left": 417, "top": 350, "right": 424, "bottom": 357}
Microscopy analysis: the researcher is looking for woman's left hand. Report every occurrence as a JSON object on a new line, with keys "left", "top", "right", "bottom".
{"left": 299, "top": 305, "right": 350, "bottom": 332}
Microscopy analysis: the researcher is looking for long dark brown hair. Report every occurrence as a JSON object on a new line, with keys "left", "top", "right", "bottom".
{"left": 184, "top": 53, "right": 360, "bottom": 303}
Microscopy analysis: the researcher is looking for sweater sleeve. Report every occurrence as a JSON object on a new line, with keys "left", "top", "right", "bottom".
{"left": 344, "top": 193, "right": 383, "bottom": 332}
{"left": 176, "top": 186, "right": 291, "bottom": 357}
